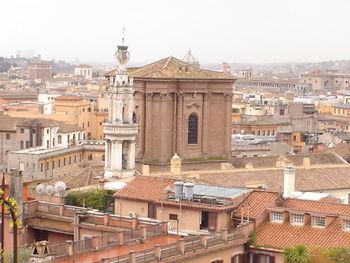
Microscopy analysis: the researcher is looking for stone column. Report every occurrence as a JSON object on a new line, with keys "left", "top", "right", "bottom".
{"left": 112, "top": 94, "right": 117, "bottom": 123}
{"left": 108, "top": 94, "right": 113, "bottom": 122}
{"left": 127, "top": 141, "right": 136, "bottom": 170}
{"left": 111, "top": 141, "right": 122, "bottom": 170}
{"left": 66, "top": 240, "right": 73, "bottom": 257}
{"left": 128, "top": 94, "right": 134, "bottom": 124}
{"left": 105, "top": 140, "right": 109, "bottom": 168}
{"left": 116, "top": 96, "right": 123, "bottom": 123}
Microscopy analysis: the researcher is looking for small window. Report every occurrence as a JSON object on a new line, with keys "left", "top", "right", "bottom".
{"left": 46, "top": 129, "right": 49, "bottom": 134}
{"left": 88, "top": 107, "right": 91, "bottom": 112}
{"left": 20, "top": 128, "right": 24, "bottom": 133}
{"left": 102, "top": 154, "right": 105, "bottom": 161}
{"left": 169, "top": 214, "right": 178, "bottom": 220}
{"left": 46, "top": 162, "right": 49, "bottom": 171}
{"left": 52, "top": 161, "right": 55, "bottom": 169}
{"left": 87, "top": 121, "right": 90, "bottom": 127}
{"left": 6, "top": 133, "right": 10, "bottom": 140}
{"left": 88, "top": 154, "right": 93, "bottom": 161}
{"left": 25, "top": 141, "right": 30, "bottom": 148}
{"left": 58, "top": 159, "right": 61, "bottom": 168}
{"left": 63, "top": 158, "right": 66, "bottom": 166}
{"left": 69, "top": 156, "right": 71, "bottom": 165}
{"left": 312, "top": 216, "right": 325, "bottom": 227}
{"left": 40, "top": 163, "right": 43, "bottom": 172}
{"left": 271, "top": 211, "right": 283, "bottom": 223}
{"left": 344, "top": 220, "right": 350, "bottom": 231}
{"left": 58, "top": 135, "right": 62, "bottom": 144}
{"left": 74, "top": 155, "right": 77, "bottom": 163}
{"left": 82, "top": 108, "right": 85, "bottom": 112}
{"left": 20, "top": 141, "right": 24, "bottom": 149}
{"left": 292, "top": 214, "right": 304, "bottom": 225}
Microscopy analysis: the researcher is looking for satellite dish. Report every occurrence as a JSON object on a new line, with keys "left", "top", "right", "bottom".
{"left": 45, "top": 185, "right": 55, "bottom": 196}
{"left": 54, "top": 181, "right": 67, "bottom": 194}
{"left": 35, "top": 184, "right": 45, "bottom": 195}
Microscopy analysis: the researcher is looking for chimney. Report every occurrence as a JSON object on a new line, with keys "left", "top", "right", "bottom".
{"left": 283, "top": 166, "right": 295, "bottom": 198}
{"left": 303, "top": 157, "right": 310, "bottom": 169}
{"left": 170, "top": 153, "right": 181, "bottom": 175}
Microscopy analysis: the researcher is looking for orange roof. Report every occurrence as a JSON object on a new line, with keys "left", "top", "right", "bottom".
{"left": 255, "top": 218, "right": 350, "bottom": 249}
{"left": 235, "top": 191, "right": 280, "bottom": 219}
{"left": 280, "top": 198, "right": 350, "bottom": 216}
{"left": 114, "top": 176, "right": 175, "bottom": 202}
{"left": 255, "top": 198, "right": 350, "bottom": 249}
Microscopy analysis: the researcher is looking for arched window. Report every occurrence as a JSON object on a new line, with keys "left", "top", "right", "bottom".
{"left": 58, "top": 135, "right": 62, "bottom": 144}
{"left": 188, "top": 114, "right": 198, "bottom": 144}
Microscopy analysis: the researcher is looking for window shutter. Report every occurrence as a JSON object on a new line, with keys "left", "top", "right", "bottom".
{"left": 270, "top": 256, "right": 275, "bottom": 263}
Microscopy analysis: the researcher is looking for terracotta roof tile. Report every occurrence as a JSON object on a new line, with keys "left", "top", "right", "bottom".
{"left": 256, "top": 217, "right": 350, "bottom": 249}
{"left": 235, "top": 191, "right": 280, "bottom": 219}
{"left": 114, "top": 176, "right": 175, "bottom": 202}
{"left": 281, "top": 198, "right": 350, "bottom": 216}
{"left": 256, "top": 198, "right": 350, "bottom": 249}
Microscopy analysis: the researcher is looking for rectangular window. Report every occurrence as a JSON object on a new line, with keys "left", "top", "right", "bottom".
{"left": 74, "top": 155, "right": 77, "bottom": 163}
{"left": 52, "top": 161, "right": 55, "bottom": 169}
{"left": 63, "top": 158, "right": 66, "bottom": 166}
{"left": 6, "top": 133, "right": 10, "bottom": 140}
{"left": 312, "top": 216, "right": 325, "bottom": 227}
{"left": 25, "top": 141, "right": 30, "bottom": 148}
{"left": 46, "top": 162, "right": 49, "bottom": 171}
{"left": 169, "top": 214, "right": 178, "bottom": 220}
{"left": 40, "top": 163, "right": 43, "bottom": 172}
{"left": 271, "top": 212, "right": 283, "bottom": 223}
{"left": 344, "top": 220, "right": 350, "bottom": 231}
{"left": 20, "top": 128, "right": 24, "bottom": 133}
{"left": 20, "top": 141, "right": 24, "bottom": 149}
{"left": 46, "top": 129, "right": 49, "bottom": 134}
{"left": 58, "top": 159, "right": 61, "bottom": 168}
{"left": 69, "top": 156, "right": 71, "bottom": 165}
{"left": 292, "top": 214, "right": 304, "bottom": 225}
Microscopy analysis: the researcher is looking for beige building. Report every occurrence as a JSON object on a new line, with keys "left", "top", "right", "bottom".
{"left": 28, "top": 57, "right": 52, "bottom": 80}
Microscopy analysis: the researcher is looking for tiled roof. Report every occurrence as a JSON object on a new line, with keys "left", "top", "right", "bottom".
{"left": 198, "top": 165, "right": 350, "bottom": 192}
{"left": 235, "top": 191, "right": 280, "bottom": 219}
{"left": 106, "top": 57, "right": 235, "bottom": 80}
{"left": 255, "top": 198, "right": 350, "bottom": 249}
{"left": 231, "top": 153, "right": 345, "bottom": 169}
{"left": 114, "top": 176, "right": 175, "bottom": 202}
{"left": 281, "top": 198, "right": 350, "bottom": 216}
{"left": 255, "top": 218, "right": 350, "bottom": 249}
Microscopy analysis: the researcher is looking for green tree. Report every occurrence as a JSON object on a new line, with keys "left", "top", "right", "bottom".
{"left": 283, "top": 244, "right": 309, "bottom": 263}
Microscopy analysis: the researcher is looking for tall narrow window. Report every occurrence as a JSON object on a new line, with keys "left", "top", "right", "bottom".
{"left": 188, "top": 114, "right": 198, "bottom": 144}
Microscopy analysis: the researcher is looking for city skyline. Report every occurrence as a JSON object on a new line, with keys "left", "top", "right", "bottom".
{"left": 1, "top": 0, "right": 350, "bottom": 64}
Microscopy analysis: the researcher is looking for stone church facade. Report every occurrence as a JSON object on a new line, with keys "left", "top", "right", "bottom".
{"left": 107, "top": 56, "right": 235, "bottom": 163}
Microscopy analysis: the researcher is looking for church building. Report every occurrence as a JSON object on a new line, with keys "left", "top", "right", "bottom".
{"left": 106, "top": 53, "right": 235, "bottom": 163}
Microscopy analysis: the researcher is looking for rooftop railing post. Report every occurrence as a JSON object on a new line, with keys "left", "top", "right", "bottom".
{"left": 178, "top": 238, "right": 185, "bottom": 255}
{"left": 154, "top": 244, "right": 161, "bottom": 261}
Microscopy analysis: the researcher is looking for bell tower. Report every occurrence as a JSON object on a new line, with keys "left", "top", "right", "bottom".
{"left": 103, "top": 34, "right": 137, "bottom": 179}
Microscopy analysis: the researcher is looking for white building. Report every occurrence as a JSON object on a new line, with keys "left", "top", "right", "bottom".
{"left": 38, "top": 93, "right": 60, "bottom": 114}
{"left": 103, "top": 43, "right": 137, "bottom": 179}
{"left": 74, "top": 64, "right": 92, "bottom": 79}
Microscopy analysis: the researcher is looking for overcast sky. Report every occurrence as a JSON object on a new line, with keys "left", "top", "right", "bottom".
{"left": 1, "top": 0, "right": 350, "bottom": 64}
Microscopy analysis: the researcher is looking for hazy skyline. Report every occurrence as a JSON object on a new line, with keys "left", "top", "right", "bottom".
{"left": 1, "top": 0, "right": 350, "bottom": 65}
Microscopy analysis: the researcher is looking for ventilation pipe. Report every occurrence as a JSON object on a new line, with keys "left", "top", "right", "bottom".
{"left": 183, "top": 183, "right": 194, "bottom": 201}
